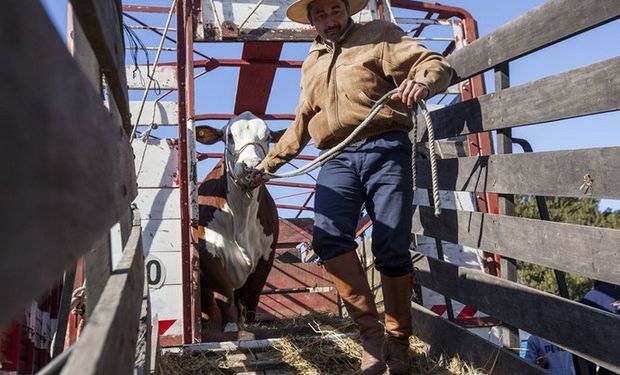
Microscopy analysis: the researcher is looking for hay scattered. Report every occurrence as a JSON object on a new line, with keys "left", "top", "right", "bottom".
{"left": 159, "top": 314, "right": 487, "bottom": 375}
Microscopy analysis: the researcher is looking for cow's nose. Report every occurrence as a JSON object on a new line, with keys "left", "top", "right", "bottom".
{"left": 242, "top": 158, "right": 261, "bottom": 170}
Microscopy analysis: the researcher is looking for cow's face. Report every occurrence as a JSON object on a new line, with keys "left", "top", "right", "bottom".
{"left": 196, "top": 112, "right": 284, "bottom": 189}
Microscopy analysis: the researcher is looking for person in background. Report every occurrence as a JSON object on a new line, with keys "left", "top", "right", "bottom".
{"left": 574, "top": 281, "right": 620, "bottom": 375}
{"left": 525, "top": 335, "right": 576, "bottom": 375}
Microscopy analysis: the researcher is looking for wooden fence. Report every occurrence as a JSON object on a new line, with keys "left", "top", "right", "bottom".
{"left": 394, "top": 0, "right": 619, "bottom": 373}
{"left": 1, "top": 0, "right": 146, "bottom": 374}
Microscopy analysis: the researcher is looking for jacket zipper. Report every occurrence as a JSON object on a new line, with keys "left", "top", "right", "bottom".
{"left": 329, "top": 45, "right": 343, "bottom": 130}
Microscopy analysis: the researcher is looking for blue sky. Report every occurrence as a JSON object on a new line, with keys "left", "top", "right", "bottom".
{"left": 40, "top": 0, "right": 619, "bottom": 211}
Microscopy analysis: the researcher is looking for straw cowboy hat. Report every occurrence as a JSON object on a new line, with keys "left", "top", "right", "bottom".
{"left": 286, "top": 0, "right": 369, "bottom": 24}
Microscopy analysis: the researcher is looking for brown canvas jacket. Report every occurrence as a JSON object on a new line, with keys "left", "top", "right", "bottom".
{"left": 263, "top": 19, "right": 452, "bottom": 172}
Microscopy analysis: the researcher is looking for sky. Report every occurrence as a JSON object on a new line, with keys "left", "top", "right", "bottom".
{"left": 40, "top": 0, "right": 619, "bottom": 212}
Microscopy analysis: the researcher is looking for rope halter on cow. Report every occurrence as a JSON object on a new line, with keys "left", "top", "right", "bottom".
{"left": 224, "top": 125, "right": 269, "bottom": 197}
{"left": 263, "top": 88, "right": 442, "bottom": 217}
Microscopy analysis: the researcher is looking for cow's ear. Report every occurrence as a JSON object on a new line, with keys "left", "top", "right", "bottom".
{"left": 196, "top": 125, "right": 223, "bottom": 145}
{"left": 269, "top": 129, "right": 286, "bottom": 143}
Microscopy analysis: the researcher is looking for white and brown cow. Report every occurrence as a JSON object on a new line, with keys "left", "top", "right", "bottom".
{"left": 194, "top": 111, "right": 284, "bottom": 333}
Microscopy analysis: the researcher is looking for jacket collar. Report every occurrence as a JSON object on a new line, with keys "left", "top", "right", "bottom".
{"left": 309, "top": 19, "right": 356, "bottom": 53}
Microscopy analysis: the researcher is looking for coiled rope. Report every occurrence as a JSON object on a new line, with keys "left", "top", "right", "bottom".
{"left": 263, "top": 88, "right": 442, "bottom": 216}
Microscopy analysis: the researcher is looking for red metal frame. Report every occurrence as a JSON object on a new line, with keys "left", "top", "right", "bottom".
{"left": 176, "top": 0, "right": 196, "bottom": 344}
{"left": 124, "top": 0, "right": 502, "bottom": 343}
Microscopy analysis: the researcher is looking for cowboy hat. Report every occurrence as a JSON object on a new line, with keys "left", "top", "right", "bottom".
{"left": 286, "top": 0, "right": 369, "bottom": 24}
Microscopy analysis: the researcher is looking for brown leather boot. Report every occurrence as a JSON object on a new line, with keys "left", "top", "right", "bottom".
{"left": 323, "top": 252, "right": 386, "bottom": 375}
{"left": 381, "top": 273, "right": 413, "bottom": 375}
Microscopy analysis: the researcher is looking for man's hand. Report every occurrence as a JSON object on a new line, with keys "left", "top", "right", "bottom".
{"left": 248, "top": 164, "right": 267, "bottom": 189}
{"left": 390, "top": 80, "right": 429, "bottom": 107}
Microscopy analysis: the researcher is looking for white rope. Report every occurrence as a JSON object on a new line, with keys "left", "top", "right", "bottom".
{"left": 419, "top": 100, "right": 442, "bottom": 216}
{"left": 130, "top": 0, "right": 178, "bottom": 142}
{"left": 264, "top": 88, "right": 442, "bottom": 216}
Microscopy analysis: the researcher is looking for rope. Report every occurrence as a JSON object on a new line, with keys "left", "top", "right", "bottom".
{"left": 419, "top": 100, "right": 442, "bottom": 216}
{"left": 264, "top": 88, "right": 442, "bottom": 216}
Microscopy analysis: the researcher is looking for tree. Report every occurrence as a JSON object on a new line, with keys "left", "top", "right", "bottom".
{"left": 514, "top": 196, "right": 620, "bottom": 300}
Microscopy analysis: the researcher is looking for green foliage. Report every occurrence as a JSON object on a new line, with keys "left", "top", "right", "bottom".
{"left": 514, "top": 196, "right": 620, "bottom": 300}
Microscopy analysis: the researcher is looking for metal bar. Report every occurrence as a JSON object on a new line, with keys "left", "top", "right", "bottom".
{"left": 123, "top": 4, "right": 173, "bottom": 14}
{"left": 410, "top": 11, "right": 433, "bottom": 37}
{"left": 195, "top": 113, "right": 295, "bottom": 120}
{"left": 260, "top": 286, "right": 333, "bottom": 295}
{"left": 276, "top": 204, "right": 314, "bottom": 211}
{"left": 511, "top": 138, "right": 571, "bottom": 300}
{"left": 128, "top": 46, "right": 177, "bottom": 51}
{"left": 395, "top": 17, "right": 453, "bottom": 25}
{"left": 172, "top": 58, "right": 304, "bottom": 68}
{"left": 196, "top": 152, "right": 317, "bottom": 162}
{"left": 296, "top": 191, "right": 315, "bottom": 218}
{"left": 176, "top": 0, "right": 192, "bottom": 345}
{"left": 274, "top": 191, "right": 312, "bottom": 201}
{"left": 266, "top": 180, "right": 315, "bottom": 189}
{"left": 125, "top": 25, "right": 177, "bottom": 32}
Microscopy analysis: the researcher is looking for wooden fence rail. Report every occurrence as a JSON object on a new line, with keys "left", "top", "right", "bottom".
{"left": 61, "top": 209, "right": 144, "bottom": 374}
{"left": 414, "top": 146, "right": 620, "bottom": 200}
{"left": 403, "top": 0, "right": 620, "bottom": 373}
{"left": 417, "top": 56, "right": 620, "bottom": 140}
{"left": 411, "top": 253, "right": 620, "bottom": 373}
{"left": 447, "top": 0, "right": 620, "bottom": 81}
{"left": 410, "top": 303, "right": 547, "bottom": 375}
{"left": 0, "top": 0, "right": 136, "bottom": 327}
{"left": 70, "top": 0, "right": 132, "bottom": 132}
{"left": 413, "top": 206, "right": 620, "bottom": 286}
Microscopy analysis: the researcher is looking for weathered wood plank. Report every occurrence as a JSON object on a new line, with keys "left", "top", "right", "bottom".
{"left": 412, "top": 206, "right": 620, "bottom": 286}
{"left": 420, "top": 57, "right": 620, "bottom": 140}
{"left": 448, "top": 0, "right": 620, "bottom": 81}
{"left": 415, "top": 147, "right": 620, "bottom": 200}
{"left": 70, "top": 0, "right": 131, "bottom": 132}
{"left": 61, "top": 210, "right": 144, "bottom": 375}
{"left": 410, "top": 303, "right": 547, "bottom": 375}
{"left": 0, "top": 0, "right": 136, "bottom": 326}
{"left": 411, "top": 253, "right": 620, "bottom": 373}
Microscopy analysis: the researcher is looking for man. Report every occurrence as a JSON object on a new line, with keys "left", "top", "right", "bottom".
{"left": 251, "top": 0, "right": 451, "bottom": 373}
{"left": 525, "top": 335, "right": 576, "bottom": 375}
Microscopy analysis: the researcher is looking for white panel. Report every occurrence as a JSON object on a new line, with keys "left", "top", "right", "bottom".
{"left": 130, "top": 101, "right": 178, "bottom": 126}
{"left": 110, "top": 222, "right": 123, "bottom": 270}
{"left": 150, "top": 284, "right": 183, "bottom": 336}
{"left": 469, "top": 327, "right": 502, "bottom": 346}
{"left": 134, "top": 187, "right": 180, "bottom": 219}
{"left": 126, "top": 65, "right": 177, "bottom": 90}
{"left": 145, "top": 251, "right": 182, "bottom": 285}
{"left": 413, "top": 189, "right": 476, "bottom": 212}
{"left": 133, "top": 139, "right": 179, "bottom": 188}
{"left": 142, "top": 219, "right": 182, "bottom": 252}
{"left": 201, "top": 0, "right": 377, "bottom": 33}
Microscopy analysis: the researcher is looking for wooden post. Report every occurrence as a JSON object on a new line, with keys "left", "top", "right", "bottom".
{"left": 495, "top": 62, "right": 520, "bottom": 350}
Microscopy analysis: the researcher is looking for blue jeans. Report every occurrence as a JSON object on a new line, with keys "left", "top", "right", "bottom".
{"left": 312, "top": 131, "right": 413, "bottom": 277}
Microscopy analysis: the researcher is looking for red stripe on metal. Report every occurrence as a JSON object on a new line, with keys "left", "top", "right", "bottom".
{"left": 158, "top": 319, "right": 177, "bottom": 336}
{"left": 234, "top": 42, "right": 283, "bottom": 115}
{"left": 430, "top": 305, "right": 447, "bottom": 316}
{"left": 456, "top": 305, "right": 478, "bottom": 319}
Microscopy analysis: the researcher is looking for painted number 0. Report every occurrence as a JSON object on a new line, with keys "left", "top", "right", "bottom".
{"left": 145, "top": 256, "right": 166, "bottom": 289}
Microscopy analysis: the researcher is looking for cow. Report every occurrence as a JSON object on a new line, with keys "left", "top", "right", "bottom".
{"left": 194, "top": 111, "right": 284, "bottom": 334}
